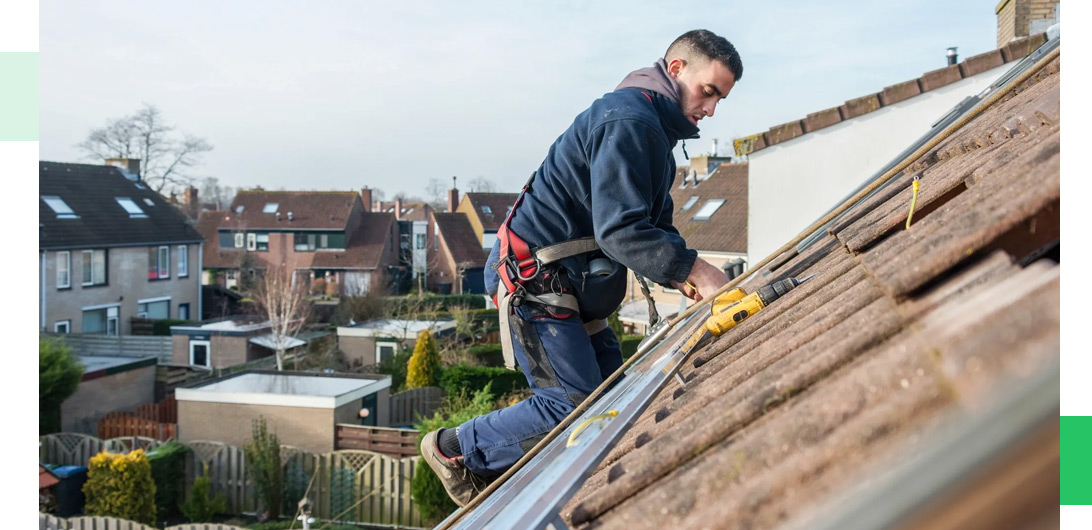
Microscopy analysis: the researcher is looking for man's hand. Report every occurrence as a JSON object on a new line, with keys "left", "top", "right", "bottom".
{"left": 671, "top": 257, "right": 731, "bottom": 302}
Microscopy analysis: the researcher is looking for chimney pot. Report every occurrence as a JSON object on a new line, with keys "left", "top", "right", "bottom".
{"left": 360, "top": 187, "right": 373, "bottom": 212}
{"left": 946, "top": 47, "right": 958, "bottom": 66}
{"left": 288, "top": 212, "right": 294, "bottom": 221}
{"left": 276, "top": 212, "right": 281, "bottom": 221}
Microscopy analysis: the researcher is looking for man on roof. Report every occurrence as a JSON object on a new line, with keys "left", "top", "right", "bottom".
{"left": 421, "top": 29, "right": 743, "bottom": 506}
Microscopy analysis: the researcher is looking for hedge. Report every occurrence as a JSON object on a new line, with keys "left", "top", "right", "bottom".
{"left": 466, "top": 344, "right": 503, "bottom": 367}
{"left": 439, "top": 364, "right": 528, "bottom": 398}
{"left": 386, "top": 294, "right": 487, "bottom": 316}
{"left": 153, "top": 319, "right": 196, "bottom": 336}
{"left": 147, "top": 440, "right": 190, "bottom": 522}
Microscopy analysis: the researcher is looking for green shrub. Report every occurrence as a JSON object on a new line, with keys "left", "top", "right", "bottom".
{"left": 147, "top": 439, "right": 190, "bottom": 522}
{"left": 39, "top": 336, "right": 83, "bottom": 434}
{"left": 83, "top": 450, "right": 157, "bottom": 525}
{"left": 244, "top": 417, "right": 283, "bottom": 520}
{"left": 153, "top": 319, "right": 196, "bottom": 335}
{"left": 412, "top": 384, "right": 499, "bottom": 524}
{"left": 180, "top": 463, "right": 226, "bottom": 523}
{"left": 608, "top": 308, "right": 624, "bottom": 337}
{"left": 388, "top": 294, "right": 486, "bottom": 315}
{"left": 248, "top": 522, "right": 360, "bottom": 530}
{"left": 438, "top": 364, "right": 528, "bottom": 398}
{"left": 407, "top": 330, "right": 441, "bottom": 389}
{"left": 620, "top": 334, "right": 644, "bottom": 361}
{"left": 466, "top": 344, "right": 504, "bottom": 367}
{"left": 377, "top": 348, "right": 412, "bottom": 392}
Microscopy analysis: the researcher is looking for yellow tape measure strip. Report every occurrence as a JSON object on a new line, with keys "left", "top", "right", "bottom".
{"left": 905, "top": 177, "right": 921, "bottom": 229}
{"left": 566, "top": 410, "right": 619, "bottom": 447}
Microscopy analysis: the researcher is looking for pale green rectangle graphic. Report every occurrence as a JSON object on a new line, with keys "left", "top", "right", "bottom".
{"left": 0, "top": 52, "right": 38, "bottom": 141}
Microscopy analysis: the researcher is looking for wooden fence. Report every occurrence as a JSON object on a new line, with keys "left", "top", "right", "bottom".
{"left": 97, "top": 396, "right": 178, "bottom": 441}
{"left": 41, "top": 434, "right": 422, "bottom": 527}
{"left": 389, "top": 386, "right": 444, "bottom": 426}
{"left": 40, "top": 513, "right": 249, "bottom": 530}
{"left": 45, "top": 333, "right": 173, "bottom": 364}
{"left": 335, "top": 424, "right": 420, "bottom": 457}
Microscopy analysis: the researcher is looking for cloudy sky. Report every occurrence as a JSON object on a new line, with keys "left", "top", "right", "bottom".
{"left": 40, "top": 0, "right": 1001, "bottom": 199}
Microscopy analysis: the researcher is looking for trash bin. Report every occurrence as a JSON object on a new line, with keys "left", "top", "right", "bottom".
{"left": 52, "top": 465, "right": 88, "bottom": 517}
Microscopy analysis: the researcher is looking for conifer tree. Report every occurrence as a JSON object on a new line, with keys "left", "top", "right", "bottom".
{"left": 406, "top": 329, "right": 440, "bottom": 389}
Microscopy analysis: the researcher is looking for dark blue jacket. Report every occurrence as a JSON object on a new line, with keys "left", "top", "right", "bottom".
{"left": 486, "top": 87, "right": 699, "bottom": 320}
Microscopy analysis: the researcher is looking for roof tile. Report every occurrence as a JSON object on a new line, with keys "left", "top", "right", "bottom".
{"left": 1001, "top": 33, "right": 1048, "bottom": 62}
{"left": 958, "top": 48, "right": 1005, "bottom": 77}
{"left": 919, "top": 64, "right": 964, "bottom": 91}
{"left": 434, "top": 212, "right": 488, "bottom": 268}
{"left": 840, "top": 92, "right": 882, "bottom": 119}
{"left": 802, "top": 106, "right": 844, "bottom": 133}
{"left": 765, "top": 120, "right": 804, "bottom": 146}
{"left": 879, "top": 78, "right": 923, "bottom": 106}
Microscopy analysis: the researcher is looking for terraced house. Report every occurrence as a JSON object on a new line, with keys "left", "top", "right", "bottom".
{"left": 196, "top": 189, "right": 400, "bottom": 296}
{"left": 39, "top": 160, "right": 204, "bottom": 335}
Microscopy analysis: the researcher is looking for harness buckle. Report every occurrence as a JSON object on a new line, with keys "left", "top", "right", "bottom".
{"left": 515, "top": 256, "right": 541, "bottom": 282}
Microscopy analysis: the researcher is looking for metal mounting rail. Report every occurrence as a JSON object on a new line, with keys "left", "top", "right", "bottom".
{"left": 439, "top": 311, "right": 705, "bottom": 530}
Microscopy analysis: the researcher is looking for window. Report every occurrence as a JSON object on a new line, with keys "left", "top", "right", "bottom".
{"left": 235, "top": 205, "right": 245, "bottom": 214}
{"left": 178, "top": 245, "right": 189, "bottom": 277}
{"left": 148, "top": 246, "right": 170, "bottom": 279}
{"left": 256, "top": 233, "right": 269, "bottom": 251}
{"left": 680, "top": 196, "right": 700, "bottom": 212}
{"left": 262, "top": 202, "right": 279, "bottom": 214}
{"left": 137, "top": 298, "right": 170, "bottom": 319}
{"left": 234, "top": 233, "right": 244, "bottom": 248}
{"left": 56, "top": 251, "right": 70, "bottom": 289}
{"left": 82, "top": 250, "right": 107, "bottom": 286}
{"left": 178, "top": 303, "right": 190, "bottom": 321}
{"left": 42, "top": 196, "right": 78, "bottom": 219}
{"left": 247, "top": 233, "right": 257, "bottom": 251}
{"left": 482, "top": 231, "right": 498, "bottom": 250}
{"left": 416, "top": 234, "right": 426, "bottom": 249}
{"left": 435, "top": 235, "right": 439, "bottom": 251}
{"left": 82, "top": 305, "right": 118, "bottom": 335}
{"left": 190, "top": 340, "right": 211, "bottom": 368}
{"left": 296, "top": 233, "right": 316, "bottom": 251}
{"left": 115, "top": 197, "right": 148, "bottom": 218}
{"left": 54, "top": 320, "right": 70, "bottom": 333}
{"left": 481, "top": 205, "right": 492, "bottom": 215}
{"left": 320, "top": 233, "right": 328, "bottom": 248}
{"left": 294, "top": 232, "right": 345, "bottom": 251}
{"left": 143, "top": 198, "right": 155, "bottom": 207}
{"left": 376, "top": 341, "right": 398, "bottom": 364}
{"left": 692, "top": 199, "right": 726, "bottom": 221}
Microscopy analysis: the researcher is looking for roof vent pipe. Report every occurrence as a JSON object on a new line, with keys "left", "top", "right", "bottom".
{"left": 288, "top": 212, "right": 294, "bottom": 221}
{"left": 946, "top": 47, "right": 958, "bottom": 66}
{"left": 711, "top": 139, "right": 718, "bottom": 157}
{"left": 276, "top": 212, "right": 281, "bottom": 221}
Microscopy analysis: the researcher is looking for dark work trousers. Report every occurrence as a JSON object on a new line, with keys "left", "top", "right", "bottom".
{"left": 456, "top": 301, "right": 624, "bottom": 478}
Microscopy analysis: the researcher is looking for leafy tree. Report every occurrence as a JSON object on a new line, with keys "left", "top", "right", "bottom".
{"left": 39, "top": 336, "right": 83, "bottom": 434}
{"left": 244, "top": 417, "right": 284, "bottom": 520}
{"left": 180, "top": 463, "right": 227, "bottom": 523}
{"left": 78, "top": 103, "right": 213, "bottom": 194}
{"left": 406, "top": 329, "right": 440, "bottom": 389}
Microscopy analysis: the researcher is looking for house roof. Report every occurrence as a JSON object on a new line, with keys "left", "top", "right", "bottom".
{"left": 670, "top": 162, "right": 748, "bottom": 254}
{"left": 434, "top": 212, "right": 489, "bottom": 268}
{"left": 464, "top": 192, "right": 519, "bottom": 231}
{"left": 375, "top": 201, "right": 431, "bottom": 221}
{"left": 221, "top": 190, "right": 361, "bottom": 230}
{"left": 39, "top": 162, "right": 204, "bottom": 249}
{"left": 562, "top": 47, "right": 1060, "bottom": 530}
{"left": 733, "top": 33, "right": 1048, "bottom": 157}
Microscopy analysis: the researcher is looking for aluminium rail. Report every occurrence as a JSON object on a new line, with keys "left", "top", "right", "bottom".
{"left": 438, "top": 310, "right": 705, "bottom": 530}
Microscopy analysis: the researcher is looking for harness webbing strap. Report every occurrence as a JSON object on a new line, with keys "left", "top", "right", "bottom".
{"left": 535, "top": 237, "right": 600, "bottom": 266}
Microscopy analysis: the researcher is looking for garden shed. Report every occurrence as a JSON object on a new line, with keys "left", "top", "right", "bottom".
{"left": 61, "top": 355, "right": 157, "bottom": 435}
{"left": 175, "top": 370, "right": 391, "bottom": 453}
{"left": 170, "top": 316, "right": 309, "bottom": 369}
{"left": 336, "top": 318, "right": 456, "bottom": 368}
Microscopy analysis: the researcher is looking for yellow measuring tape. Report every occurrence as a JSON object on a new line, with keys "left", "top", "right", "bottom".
{"left": 905, "top": 176, "right": 921, "bottom": 229}
{"left": 566, "top": 410, "right": 618, "bottom": 447}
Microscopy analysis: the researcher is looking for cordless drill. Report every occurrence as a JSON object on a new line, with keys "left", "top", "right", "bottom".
{"left": 681, "top": 276, "right": 812, "bottom": 354}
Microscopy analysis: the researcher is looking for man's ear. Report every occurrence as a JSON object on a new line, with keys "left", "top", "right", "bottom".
{"left": 666, "top": 57, "right": 686, "bottom": 78}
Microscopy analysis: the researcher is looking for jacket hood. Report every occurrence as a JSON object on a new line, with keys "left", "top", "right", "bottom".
{"left": 616, "top": 59, "right": 700, "bottom": 142}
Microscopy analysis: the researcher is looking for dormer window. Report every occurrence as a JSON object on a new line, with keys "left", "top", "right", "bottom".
{"left": 42, "top": 196, "right": 78, "bottom": 219}
{"left": 262, "top": 203, "right": 279, "bottom": 214}
{"left": 692, "top": 199, "right": 726, "bottom": 221}
{"left": 115, "top": 197, "right": 148, "bottom": 218}
{"left": 680, "top": 196, "right": 700, "bottom": 212}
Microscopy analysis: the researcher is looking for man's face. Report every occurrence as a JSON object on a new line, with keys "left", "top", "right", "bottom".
{"left": 669, "top": 57, "right": 736, "bottom": 126}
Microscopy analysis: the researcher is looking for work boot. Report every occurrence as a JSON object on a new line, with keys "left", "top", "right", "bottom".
{"left": 420, "top": 429, "right": 491, "bottom": 507}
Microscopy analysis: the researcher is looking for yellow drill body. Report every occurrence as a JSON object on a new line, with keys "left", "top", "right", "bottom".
{"left": 680, "top": 277, "right": 809, "bottom": 354}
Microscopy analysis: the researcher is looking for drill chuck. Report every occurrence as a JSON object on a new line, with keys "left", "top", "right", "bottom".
{"left": 756, "top": 277, "right": 806, "bottom": 306}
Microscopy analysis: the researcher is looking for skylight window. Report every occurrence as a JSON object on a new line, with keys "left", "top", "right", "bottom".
{"left": 692, "top": 199, "right": 726, "bottom": 221}
{"left": 134, "top": 182, "right": 147, "bottom": 190}
{"left": 262, "top": 203, "right": 279, "bottom": 214}
{"left": 42, "top": 196, "right": 78, "bottom": 219}
{"left": 481, "top": 205, "right": 493, "bottom": 215}
{"left": 680, "top": 196, "right": 700, "bottom": 212}
{"left": 235, "top": 205, "right": 245, "bottom": 214}
{"left": 143, "top": 198, "right": 155, "bottom": 207}
{"left": 115, "top": 197, "right": 148, "bottom": 218}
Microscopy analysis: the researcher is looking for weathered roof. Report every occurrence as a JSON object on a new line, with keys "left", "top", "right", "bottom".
{"left": 733, "top": 33, "right": 1048, "bottom": 157}
{"left": 39, "top": 162, "right": 204, "bottom": 249}
{"left": 434, "top": 212, "right": 488, "bottom": 268}
{"left": 221, "top": 190, "right": 361, "bottom": 230}
{"left": 671, "top": 162, "right": 748, "bottom": 254}
{"left": 465, "top": 192, "right": 519, "bottom": 231}
{"left": 564, "top": 49, "right": 1060, "bottom": 530}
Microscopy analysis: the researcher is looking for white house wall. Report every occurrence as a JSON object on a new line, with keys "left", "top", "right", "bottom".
{"left": 747, "top": 65, "right": 1008, "bottom": 263}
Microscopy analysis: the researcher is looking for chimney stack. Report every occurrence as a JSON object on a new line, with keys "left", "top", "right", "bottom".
{"left": 448, "top": 178, "right": 460, "bottom": 213}
{"left": 185, "top": 186, "right": 198, "bottom": 205}
{"left": 946, "top": 47, "right": 958, "bottom": 66}
{"left": 395, "top": 198, "right": 404, "bottom": 220}
{"left": 360, "top": 187, "right": 373, "bottom": 212}
{"left": 711, "top": 139, "right": 718, "bottom": 157}
{"left": 105, "top": 158, "right": 142, "bottom": 180}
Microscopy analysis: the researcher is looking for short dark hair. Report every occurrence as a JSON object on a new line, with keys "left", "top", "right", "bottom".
{"left": 665, "top": 29, "right": 743, "bottom": 82}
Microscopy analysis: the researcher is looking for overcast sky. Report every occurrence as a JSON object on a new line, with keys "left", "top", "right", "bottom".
{"left": 40, "top": 0, "right": 1001, "bottom": 199}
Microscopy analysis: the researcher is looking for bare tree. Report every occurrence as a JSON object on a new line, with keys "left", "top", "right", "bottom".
{"left": 200, "top": 177, "right": 236, "bottom": 210}
{"left": 250, "top": 266, "right": 310, "bottom": 371}
{"left": 467, "top": 176, "right": 496, "bottom": 193}
{"left": 425, "top": 177, "right": 449, "bottom": 211}
{"left": 78, "top": 103, "right": 213, "bottom": 194}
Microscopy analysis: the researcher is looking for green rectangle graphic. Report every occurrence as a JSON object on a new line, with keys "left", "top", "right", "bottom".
{"left": 0, "top": 52, "right": 38, "bottom": 141}
{"left": 1062, "top": 416, "right": 1092, "bottom": 504}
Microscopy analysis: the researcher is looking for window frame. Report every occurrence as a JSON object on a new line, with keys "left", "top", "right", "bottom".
{"left": 115, "top": 197, "right": 148, "bottom": 218}
{"left": 56, "top": 251, "right": 71, "bottom": 289}
{"left": 42, "top": 196, "right": 79, "bottom": 219}
{"left": 81, "top": 249, "right": 107, "bottom": 287}
{"left": 416, "top": 233, "right": 426, "bottom": 249}
{"left": 149, "top": 246, "right": 171, "bottom": 280}
{"left": 375, "top": 340, "right": 399, "bottom": 365}
{"left": 692, "top": 199, "right": 726, "bottom": 221}
{"left": 54, "top": 320, "right": 71, "bottom": 333}
{"left": 178, "top": 303, "right": 190, "bottom": 321}
{"left": 255, "top": 233, "right": 269, "bottom": 251}
{"left": 178, "top": 245, "right": 189, "bottom": 277}
{"left": 189, "top": 339, "right": 212, "bottom": 368}
{"left": 234, "top": 233, "right": 245, "bottom": 248}
{"left": 680, "top": 196, "right": 700, "bottom": 212}
{"left": 246, "top": 233, "right": 257, "bottom": 251}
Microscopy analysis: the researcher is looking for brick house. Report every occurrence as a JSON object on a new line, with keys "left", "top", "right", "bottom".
{"left": 455, "top": 192, "right": 519, "bottom": 250}
{"left": 39, "top": 160, "right": 204, "bottom": 335}
{"left": 428, "top": 212, "right": 489, "bottom": 294}
{"left": 196, "top": 189, "right": 401, "bottom": 296}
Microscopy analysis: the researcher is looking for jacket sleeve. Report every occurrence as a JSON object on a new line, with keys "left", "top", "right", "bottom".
{"left": 587, "top": 119, "right": 697, "bottom": 285}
